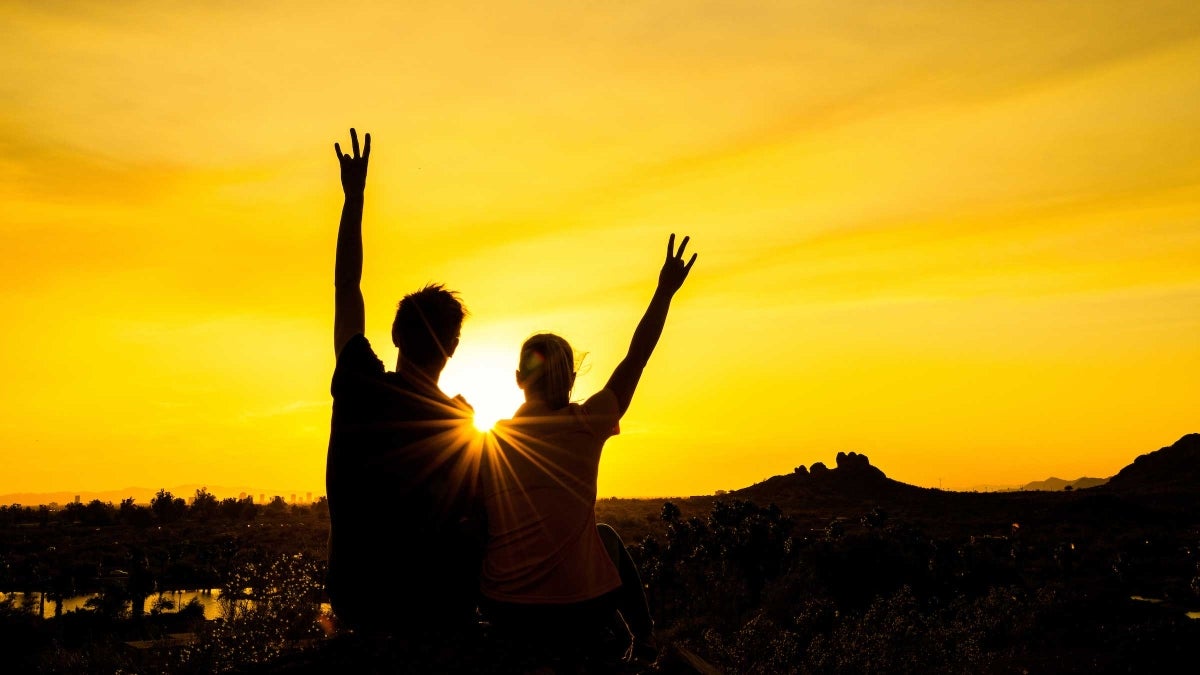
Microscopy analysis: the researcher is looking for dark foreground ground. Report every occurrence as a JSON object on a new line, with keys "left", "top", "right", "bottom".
{"left": 3, "top": 444, "right": 1200, "bottom": 673}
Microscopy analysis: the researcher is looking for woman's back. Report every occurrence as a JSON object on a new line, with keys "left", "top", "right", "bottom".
{"left": 481, "top": 390, "right": 623, "bottom": 604}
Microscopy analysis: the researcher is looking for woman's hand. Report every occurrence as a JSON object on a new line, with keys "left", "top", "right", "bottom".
{"left": 658, "top": 233, "right": 697, "bottom": 294}
{"left": 334, "top": 128, "right": 371, "bottom": 196}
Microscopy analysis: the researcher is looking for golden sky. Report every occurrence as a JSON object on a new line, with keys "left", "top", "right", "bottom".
{"left": 2, "top": 1, "right": 1198, "bottom": 497}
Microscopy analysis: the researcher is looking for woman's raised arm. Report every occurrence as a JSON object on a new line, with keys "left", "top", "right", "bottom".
{"left": 604, "top": 234, "right": 698, "bottom": 416}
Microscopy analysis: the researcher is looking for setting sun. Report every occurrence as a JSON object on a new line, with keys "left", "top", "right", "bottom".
{"left": 440, "top": 345, "right": 526, "bottom": 432}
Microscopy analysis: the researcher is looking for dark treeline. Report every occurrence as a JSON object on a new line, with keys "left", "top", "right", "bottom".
{"left": 1, "top": 489, "right": 329, "bottom": 598}
{"left": 1, "top": 488, "right": 325, "bottom": 529}
{"left": 2, "top": 490, "right": 1198, "bottom": 672}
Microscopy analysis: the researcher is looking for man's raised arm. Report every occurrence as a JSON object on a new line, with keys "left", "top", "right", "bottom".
{"left": 333, "top": 128, "right": 371, "bottom": 356}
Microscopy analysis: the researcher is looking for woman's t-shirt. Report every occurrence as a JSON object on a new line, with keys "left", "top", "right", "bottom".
{"left": 480, "top": 389, "right": 623, "bottom": 604}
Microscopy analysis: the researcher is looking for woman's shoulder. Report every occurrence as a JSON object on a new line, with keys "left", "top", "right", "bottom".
{"left": 571, "top": 389, "right": 620, "bottom": 437}
{"left": 577, "top": 389, "right": 617, "bottom": 414}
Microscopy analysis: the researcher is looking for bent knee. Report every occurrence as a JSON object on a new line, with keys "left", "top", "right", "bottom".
{"left": 596, "top": 523, "right": 624, "bottom": 563}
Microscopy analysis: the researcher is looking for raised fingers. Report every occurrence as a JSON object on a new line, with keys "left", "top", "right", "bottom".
{"left": 685, "top": 253, "right": 698, "bottom": 271}
{"left": 667, "top": 233, "right": 676, "bottom": 260}
{"left": 334, "top": 142, "right": 344, "bottom": 162}
{"left": 363, "top": 132, "right": 371, "bottom": 160}
{"left": 676, "top": 235, "right": 690, "bottom": 259}
{"left": 350, "top": 128, "right": 360, "bottom": 159}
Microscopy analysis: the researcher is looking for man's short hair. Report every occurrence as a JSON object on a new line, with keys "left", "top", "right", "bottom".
{"left": 392, "top": 284, "right": 466, "bottom": 366}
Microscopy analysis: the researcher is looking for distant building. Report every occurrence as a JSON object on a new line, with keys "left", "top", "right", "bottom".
{"left": 306, "top": 491, "right": 312, "bottom": 504}
{"left": 239, "top": 492, "right": 247, "bottom": 500}
{"left": 74, "top": 495, "right": 81, "bottom": 504}
{"left": 290, "top": 493, "right": 297, "bottom": 504}
{"left": 259, "top": 494, "right": 265, "bottom": 504}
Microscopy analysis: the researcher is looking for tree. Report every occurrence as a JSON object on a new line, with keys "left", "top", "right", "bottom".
{"left": 120, "top": 497, "right": 154, "bottom": 528}
{"left": 151, "top": 489, "right": 186, "bottom": 524}
{"left": 61, "top": 501, "right": 86, "bottom": 522}
{"left": 661, "top": 501, "right": 681, "bottom": 523}
{"left": 82, "top": 499, "right": 115, "bottom": 525}
{"left": 190, "top": 487, "right": 219, "bottom": 519}
{"left": 265, "top": 495, "right": 288, "bottom": 517}
{"left": 309, "top": 496, "right": 329, "bottom": 520}
{"left": 84, "top": 584, "right": 130, "bottom": 621}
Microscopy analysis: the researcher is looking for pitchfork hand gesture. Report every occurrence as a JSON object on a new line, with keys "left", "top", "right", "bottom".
{"left": 334, "top": 128, "right": 371, "bottom": 196}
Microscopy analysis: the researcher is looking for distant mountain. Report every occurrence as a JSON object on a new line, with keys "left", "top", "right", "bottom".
{"left": 1105, "top": 433, "right": 1200, "bottom": 492}
{"left": 960, "top": 476, "right": 1110, "bottom": 492}
{"left": 0, "top": 484, "right": 323, "bottom": 507}
{"left": 1017, "top": 476, "right": 1109, "bottom": 492}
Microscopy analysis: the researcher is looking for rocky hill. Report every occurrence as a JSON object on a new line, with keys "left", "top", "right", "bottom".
{"left": 1105, "top": 433, "right": 1200, "bottom": 492}
{"left": 728, "top": 436, "right": 1199, "bottom": 524}
{"left": 732, "top": 451, "right": 930, "bottom": 512}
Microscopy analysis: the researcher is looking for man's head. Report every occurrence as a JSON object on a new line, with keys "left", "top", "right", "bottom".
{"left": 392, "top": 284, "right": 466, "bottom": 370}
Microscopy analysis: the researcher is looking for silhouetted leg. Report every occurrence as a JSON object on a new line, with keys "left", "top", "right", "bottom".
{"left": 481, "top": 593, "right": 620, "bottom": 669}
{"left": 596, "top": 523, "right": 654, "bottom": 642}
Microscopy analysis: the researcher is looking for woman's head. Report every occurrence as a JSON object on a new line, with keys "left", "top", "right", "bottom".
{"left": 516, "top": 333, "right": 576, "bottom": 409}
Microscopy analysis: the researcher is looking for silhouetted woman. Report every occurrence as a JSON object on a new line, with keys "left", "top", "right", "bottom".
{"left": 480, "top": 234, "right": 697, "bottom": 666}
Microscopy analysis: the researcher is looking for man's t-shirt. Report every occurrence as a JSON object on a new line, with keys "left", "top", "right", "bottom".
{"left": 480, "top": 389, "right": 623, "bottom": 604}
{"left": 325, "top": 334, "right": 484, "bottom": 631}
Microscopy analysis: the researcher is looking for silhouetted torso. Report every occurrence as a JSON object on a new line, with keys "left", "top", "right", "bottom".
{"left": 481, "top": 390, "right": 622, "bottom": 604}
{"left": 326, "top": 334, "right": 484, "bottom": 632}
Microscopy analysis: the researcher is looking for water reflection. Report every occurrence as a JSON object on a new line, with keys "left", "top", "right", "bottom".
{"left": 1, "top": 590, "right": 331, "bottom": 621}
{"left": 1128, "top": 596, "right": 1200, "bottom": 620}
{"left": 2, "top": 589, "right": 223, "bottom": 620}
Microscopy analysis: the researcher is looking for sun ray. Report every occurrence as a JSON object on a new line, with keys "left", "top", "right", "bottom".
{"left": 488, "top": 419, "right": 598, "bottom": 508}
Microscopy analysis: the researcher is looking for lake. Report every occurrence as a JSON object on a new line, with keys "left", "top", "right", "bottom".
{"left": 2, "top": 589, "right": 331, "bottom": 621}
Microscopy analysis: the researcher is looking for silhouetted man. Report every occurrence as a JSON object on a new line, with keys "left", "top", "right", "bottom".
{"left": 325, "top": 129, "right": 485, "bottom": 635}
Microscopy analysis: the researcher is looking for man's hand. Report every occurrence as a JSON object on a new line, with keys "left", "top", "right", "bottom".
{"left": 334, "top": 128, "right": 371, "bottom": 196}
{"left": 657, "top": 233, "right": 697, "bottom": 295}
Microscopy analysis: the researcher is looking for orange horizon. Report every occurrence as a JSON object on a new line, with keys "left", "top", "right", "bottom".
{"left": 2, "top": 430, "right": 1195, "bottom": 502}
